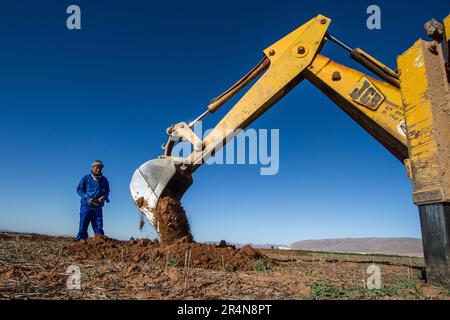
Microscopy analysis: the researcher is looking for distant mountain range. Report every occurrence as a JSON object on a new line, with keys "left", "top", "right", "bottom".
{"left": 290, "top": 237, "right": 423, "bottom": 257}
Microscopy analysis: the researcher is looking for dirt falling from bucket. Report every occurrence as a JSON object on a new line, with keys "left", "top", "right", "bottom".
{"left": 153, "top": 194, "right": 193, "bottom": 245}
{"left": 139, "top": 216, "right": 145, "bottom": 231}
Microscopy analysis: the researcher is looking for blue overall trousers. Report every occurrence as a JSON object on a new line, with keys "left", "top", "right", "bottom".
{"left": 76, "top": 205, "right": 104, "bottom": 240}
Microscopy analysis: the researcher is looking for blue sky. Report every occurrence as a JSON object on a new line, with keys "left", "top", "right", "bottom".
{"left": 0, "top": 1, "right": 448, "bottom": 244}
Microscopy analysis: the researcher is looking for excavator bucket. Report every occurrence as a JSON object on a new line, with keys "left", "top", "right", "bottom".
{"left": 129, "top": 158, "right": 193, "bottom": 229}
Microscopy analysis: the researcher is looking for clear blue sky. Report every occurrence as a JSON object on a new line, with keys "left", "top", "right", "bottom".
{"left": 0, "top": 1, "right": 448, "bottom": 244}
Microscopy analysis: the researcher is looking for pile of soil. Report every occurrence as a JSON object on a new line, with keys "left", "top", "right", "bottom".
{"left": 66, "top": 236, "right": 269, "bottom": 271}
{"left": 153, "top": 195, "right": 193, "bottom": 244}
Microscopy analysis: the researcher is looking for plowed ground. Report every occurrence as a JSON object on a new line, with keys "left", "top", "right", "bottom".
{"left": 0, "top": 233, "right": 448, "bottom": 299}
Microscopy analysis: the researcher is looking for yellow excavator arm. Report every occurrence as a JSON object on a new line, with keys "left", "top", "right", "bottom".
{"left": 130, "top": 14, "right": 410, "bottom": 221}
{"left": 164, "top": 15, "right": 407, "bottom": 172}
{"left": 130, "top": 14, "right": 450, "bottom": 286}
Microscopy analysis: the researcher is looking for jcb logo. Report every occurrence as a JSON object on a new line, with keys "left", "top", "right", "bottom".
{"left": 350, "top": 77, "right": 384, "bottom": 110}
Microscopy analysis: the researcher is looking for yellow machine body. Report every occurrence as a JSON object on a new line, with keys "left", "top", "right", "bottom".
{"left": 130, "top": 14, "right": 450, "bottom": 286}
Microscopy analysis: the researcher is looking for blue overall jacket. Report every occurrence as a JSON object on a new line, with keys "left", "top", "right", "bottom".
{"left": 77, "top": 174, "right": 110, "bottom": 207}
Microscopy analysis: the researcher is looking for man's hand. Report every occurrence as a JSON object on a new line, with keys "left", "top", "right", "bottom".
{"left": 97, "top": 196, "right": 106, "bottom": 204}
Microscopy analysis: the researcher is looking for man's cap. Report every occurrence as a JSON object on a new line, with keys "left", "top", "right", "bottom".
{"left": 91, "top": 160, "right": 104, "bottom": 168}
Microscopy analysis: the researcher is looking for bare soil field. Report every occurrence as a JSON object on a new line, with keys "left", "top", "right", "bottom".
{"left": 0, "top": 233, "right": 449, "bottom": 300}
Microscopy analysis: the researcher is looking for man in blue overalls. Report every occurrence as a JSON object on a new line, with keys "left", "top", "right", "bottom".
{"left": 76, "top": 160, "right": 110, "bottom": 240}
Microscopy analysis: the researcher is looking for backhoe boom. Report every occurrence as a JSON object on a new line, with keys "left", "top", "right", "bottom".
{"left": 130, "top": 14, "right": 450, "bottom": 287}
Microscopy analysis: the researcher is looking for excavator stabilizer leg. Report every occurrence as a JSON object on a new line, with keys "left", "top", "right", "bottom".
{"left": 419, "top": 203, "right": 450, "bottom": 286}
{"left": 398, "top": 36, "right": 450, "bottom": 287}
